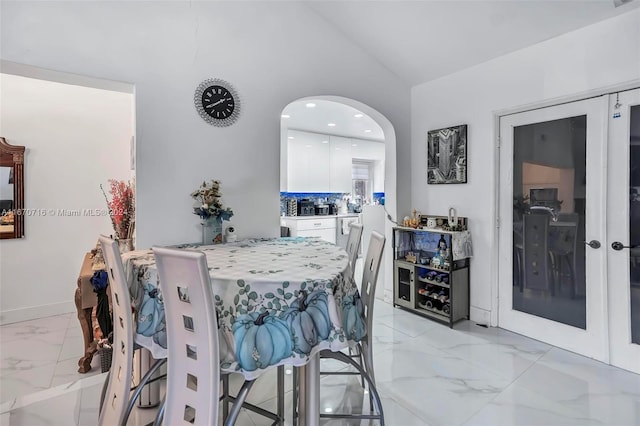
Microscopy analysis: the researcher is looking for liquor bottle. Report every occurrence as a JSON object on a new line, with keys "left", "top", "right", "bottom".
{"left": 438, "top": 234, "right": 447, "bottom": 251}
{"left": 442, "top": 303, "right": 451, "bottom": 315}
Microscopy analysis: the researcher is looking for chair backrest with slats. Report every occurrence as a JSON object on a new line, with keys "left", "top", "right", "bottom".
{"left": 153, "top": 247, "right": 220, "bottom": 426}
{"left": 523, "top": 212, "right": 551, "bottom": 291}
{"left": 345, "top": 223, "right": 364, "bottom": 281}
{"left": 360, "top": 231, "right": 385, "bottom": 342}
{"left": 98, "top": 236, "right": 134, "bottom": 426}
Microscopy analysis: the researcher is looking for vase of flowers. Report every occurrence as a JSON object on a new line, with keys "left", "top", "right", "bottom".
{"left": 191, "top": 180, "right": 233, "bottom": 245}
{"left": 101, "top": 179, "right": 135, "bottom": 252}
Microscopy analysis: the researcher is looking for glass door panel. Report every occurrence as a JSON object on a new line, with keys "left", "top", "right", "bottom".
{"left": 512, "top": 115, "right": 586, "bottom": 328}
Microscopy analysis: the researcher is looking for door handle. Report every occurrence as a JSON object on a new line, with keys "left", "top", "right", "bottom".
{"left": 611, "top": 241, "right": 639, "bottom": 251}
{"left": 585, "top": 240, "right": 601, "bottom": 249}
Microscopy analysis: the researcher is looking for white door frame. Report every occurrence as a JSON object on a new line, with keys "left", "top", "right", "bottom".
{"left": 490, "top": 80, "right": 640, "bottom": 328}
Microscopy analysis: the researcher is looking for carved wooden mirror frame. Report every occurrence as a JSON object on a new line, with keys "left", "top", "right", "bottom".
{"left": 0, "top": 137, "right": 25, "bottom": 239}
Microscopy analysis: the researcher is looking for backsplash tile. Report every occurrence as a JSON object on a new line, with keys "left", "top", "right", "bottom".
{"left": 280, "top": 192, "right": 385, "bottom": 215}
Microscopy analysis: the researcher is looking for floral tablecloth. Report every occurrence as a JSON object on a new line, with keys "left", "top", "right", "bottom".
{"left": 121, "top": 237, "right": 364, "bottom": 380}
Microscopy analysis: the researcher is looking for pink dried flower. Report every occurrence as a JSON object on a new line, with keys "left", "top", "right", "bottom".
{"left": 101, "top": 179, "right": 135, "bottom": 240}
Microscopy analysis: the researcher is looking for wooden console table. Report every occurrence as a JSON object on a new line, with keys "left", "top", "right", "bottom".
{"left": 74, "top": 252, "right": 103, "bottom": 373}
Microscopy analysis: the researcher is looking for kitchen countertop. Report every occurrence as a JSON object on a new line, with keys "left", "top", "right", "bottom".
{"left": 282, "top": 214, "right": 360, "bottom": 220}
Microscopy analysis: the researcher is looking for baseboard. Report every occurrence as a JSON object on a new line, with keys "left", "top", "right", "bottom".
{"left": 383, "top": 288, "right": 393, "bottom": 304}
{"left": 0, "top": 301, "right": 75, "bottom": 325}
{"left": 470, "top": 306, "right": 492, "bottom": 327}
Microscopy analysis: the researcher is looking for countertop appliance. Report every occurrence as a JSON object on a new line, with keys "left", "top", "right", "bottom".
{"left": 329, "top": 203, "right": 338, "bottom": 215}
{"left": 286, "top": 199, "right": 297, "bottom": 216}
{"left": 297, "top": 199, "right": 315, "bottom": 216}
{"left": 315, "top": 204, "right": 330, "bottom": 216}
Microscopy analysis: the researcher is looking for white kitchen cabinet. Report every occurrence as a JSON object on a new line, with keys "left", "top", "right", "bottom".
{"left": 329, "top": 136, "right": 352, "bottom": 193}
{"left": 284, "top": 130, "right": 385, "bottom": 194}
{"left": 297, "top": 227, "right": 336, "bottom": 243}
{"left": 350, "top": 139, "right": 384, "bottom": 160}
{"left": 282, "top": 217, "right": 336, "bottom": 244}
{"left": 287, "top": 130, "right": 331, "bottom": 192}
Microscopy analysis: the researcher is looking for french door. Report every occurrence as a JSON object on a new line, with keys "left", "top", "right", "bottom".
{"left": 499, "top": 96, "right": 609, "bottom": 362}
{"left": 498, "top": 88, "right": 640, "bottom": 373}
{"left": 607, "top": 88, "right": 640, "bottom": 373}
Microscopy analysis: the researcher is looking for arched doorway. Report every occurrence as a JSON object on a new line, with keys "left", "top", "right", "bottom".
{"left": 279, "top": 96, "right": 397, "bottom": 301}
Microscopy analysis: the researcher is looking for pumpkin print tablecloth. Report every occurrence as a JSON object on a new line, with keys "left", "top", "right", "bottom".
{"left": 121, "top": 237, "right": 364, "bottom": 380}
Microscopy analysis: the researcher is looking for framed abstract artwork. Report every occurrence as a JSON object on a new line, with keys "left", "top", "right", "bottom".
{"left": 427, "top": 124, "right": 467, "bottom": 184}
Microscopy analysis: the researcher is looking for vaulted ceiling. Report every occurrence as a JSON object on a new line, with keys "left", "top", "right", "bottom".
{"left": 306, "top": 0, "right": 636, "bottom": 86}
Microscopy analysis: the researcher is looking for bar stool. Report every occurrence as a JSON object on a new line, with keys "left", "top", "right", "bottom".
{"left": 152, "top": 247, "right": 284, "bottom": 425}
{"left": 98, "top": 236, "right": 166, "bottom": 426}
{"left": 345, "top": 223, "right": 364, "bottom": 283}
{"left": 292, "top": 231, "right": 386, "bottom": 425}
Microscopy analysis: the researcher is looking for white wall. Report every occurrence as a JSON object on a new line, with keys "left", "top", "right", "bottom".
{"left": 0, "top": 73, "right": 133, "bottom": 323}
{"left": 0, "top": 1, "right": 411, "bottom": 319}
{"left": 411, "top": 8, "right": 640, "bottom": 325}
{"left": 0, "top": 1, "right": 411, "bottom": 250}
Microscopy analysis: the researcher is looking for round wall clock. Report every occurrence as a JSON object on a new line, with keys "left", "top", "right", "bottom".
{"left": 194, "top": 78, "right": 240, "bottom": 126}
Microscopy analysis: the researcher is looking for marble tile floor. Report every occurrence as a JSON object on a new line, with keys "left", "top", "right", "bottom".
{"left": 1, "top": 301, "right": 639, "bottom": 425}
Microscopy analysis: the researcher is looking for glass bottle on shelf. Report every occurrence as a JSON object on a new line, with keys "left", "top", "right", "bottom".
{"left": 438, "top": 234, "right": 448, "bottom": 251}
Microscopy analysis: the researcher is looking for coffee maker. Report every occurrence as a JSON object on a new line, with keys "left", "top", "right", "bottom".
{"left": 297, "top": 199, "right": 315, "bottom": 216}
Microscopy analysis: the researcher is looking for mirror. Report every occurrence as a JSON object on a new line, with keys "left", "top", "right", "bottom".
{"left": 0, "top": 137, "right": 25, "bottom": 239}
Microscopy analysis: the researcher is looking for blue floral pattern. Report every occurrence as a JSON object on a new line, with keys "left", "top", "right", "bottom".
{"left": 122, "top": 237, "right": 362, "bottom": 380}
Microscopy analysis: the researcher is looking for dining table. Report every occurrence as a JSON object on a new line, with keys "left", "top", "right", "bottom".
{"left": 121, "top": 236, "right": 364, "bottom": 426}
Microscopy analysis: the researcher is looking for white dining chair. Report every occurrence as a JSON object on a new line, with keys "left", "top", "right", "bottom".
{"left": 354, "top": 230, "right": 385, "bottom": 386}
{"left": 292, "top": 230, "right": 386, "bottom": 425}
{"left": 152, "top": 247, "right": 284, "bottom": 426}
{"left": 345, "top": 222, "right": 364, "bottom": 283}
{"left": 98, "top": 236, "right": 166, "bottom": 426}
{"left": 322, "top": 230, "right": 386, "bottom": 423}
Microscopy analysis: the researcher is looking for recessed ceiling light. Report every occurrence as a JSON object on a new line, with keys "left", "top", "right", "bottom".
{"left": 281, "top": 114, "right": 290, "bottom": 118}
{"left": 352, "top": 144, "right": 358, "bottom": 147}
{"left": 322, "top": 140, "right": 329, "bottom": 144}
{"left": 354, "top": 113, "right": 364, "bottom": 118}
{"left": 306, "top": 103, "right": 316, "bottom": 108}
{"left": 364, "top": 129, "right": 372, "bottom": 133}
{"left": 328, "top": 123, "right": 336, "bottom": 127}
{"left": 324, "top": 407, "right": 333, "bottom": 413}
{"left": 288, "top": 136, "right": 294, "bottom": 140}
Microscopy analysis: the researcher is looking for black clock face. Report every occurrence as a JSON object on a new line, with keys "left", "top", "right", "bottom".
{"left": 201, "top": 85, "right": 235, "bottom": 119}
{"left": 194, "top": 78, "right": 240, "bottom": 126}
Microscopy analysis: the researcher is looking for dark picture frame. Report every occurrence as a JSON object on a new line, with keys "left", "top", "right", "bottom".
{"left": 427, "top": 124, "right": 467, "bottom": 184}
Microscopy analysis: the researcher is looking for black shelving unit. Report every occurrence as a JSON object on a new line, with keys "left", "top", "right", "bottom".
{"left": 392, "top": 220, "right": 471, "bottom": 328}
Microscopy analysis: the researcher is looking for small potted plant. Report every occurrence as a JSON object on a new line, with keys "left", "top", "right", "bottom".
{"left": 191, "top": 180, "right": 233, "bottom": 244}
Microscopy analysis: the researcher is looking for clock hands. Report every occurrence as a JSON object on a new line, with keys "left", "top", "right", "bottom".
{"left": 205, "top": 98, "right": 226, "bottom": 108}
